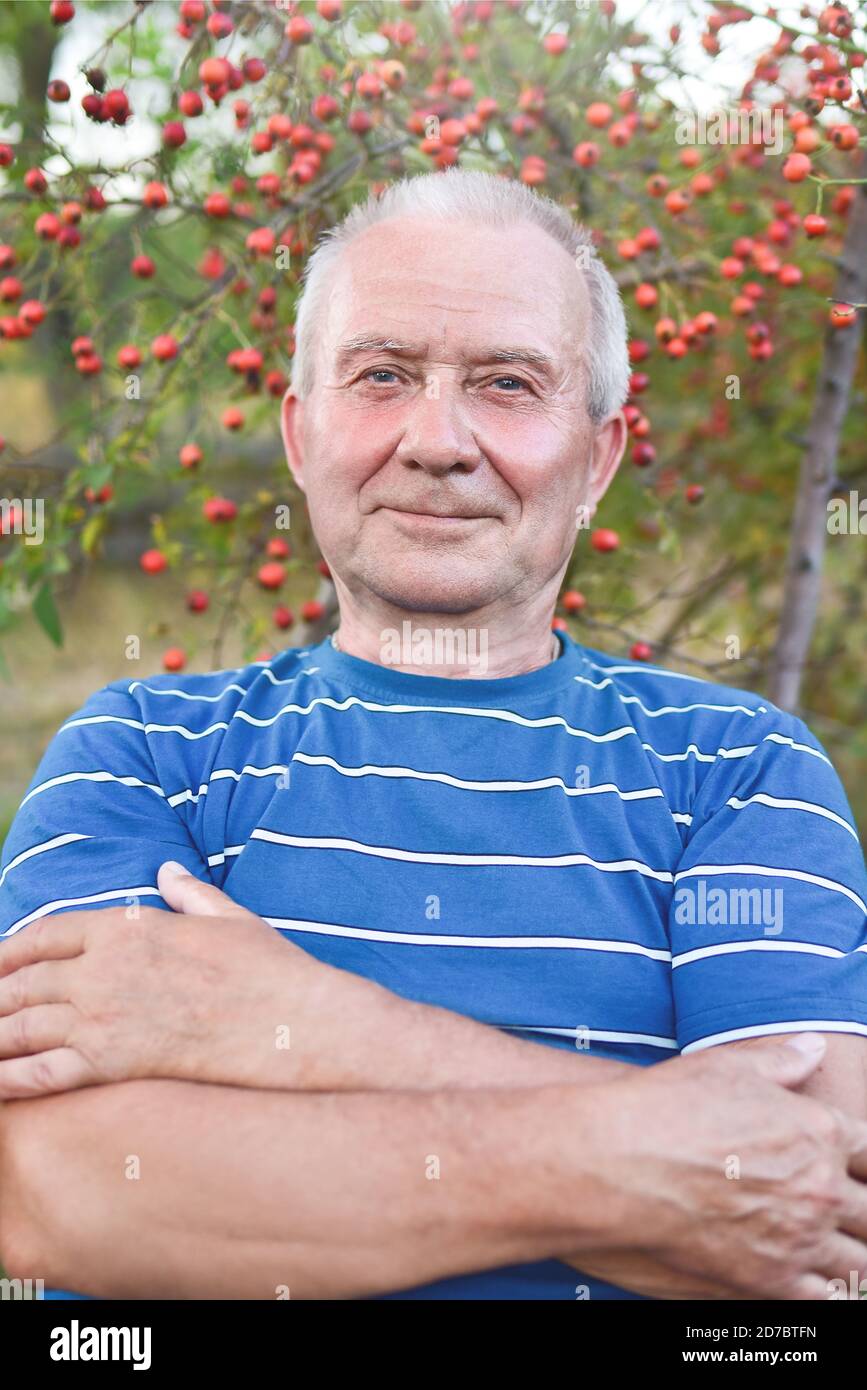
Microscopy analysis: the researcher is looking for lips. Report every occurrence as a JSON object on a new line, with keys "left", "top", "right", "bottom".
{"left": 382, "top": 506, "right": 489, "bottom": 520}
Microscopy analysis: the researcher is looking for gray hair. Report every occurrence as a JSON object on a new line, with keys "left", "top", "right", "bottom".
{"left": 290, "top": 167, "right": 630, "bottom": 424}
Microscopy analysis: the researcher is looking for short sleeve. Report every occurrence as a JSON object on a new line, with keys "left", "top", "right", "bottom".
{"left": 668, "top": 705, "right": 867, "bottom": 1052}
{"left": 0, "top": 680, "right": 211, "bottom": 938}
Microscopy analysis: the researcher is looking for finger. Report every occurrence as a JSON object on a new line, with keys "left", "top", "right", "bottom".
{"left": 0, "top": 1047, "right": 94, "bottom": 1100}
{"left": 158, "top": 860, "right": 261, "bottom": 921}
{"left": 815, "top": 1229, "right": 867, "bottom": 1282}
{"left": 838, "top": 1175, "right": 867, "bottom": 1243}
{"left": 0, "top": 961, "right": 73, "bottom": 1017}
{"left": 785, "top": 1274, "right": 836, "bottom": 1300}
{"left": 0, "top": 1003, "right": 77, "bottom": 1059}
{"left": 0, "top": 913, "right": 87, "bottom": 977}
{"left": 841, "top": 1113, "right": 867, "bottom": 1181}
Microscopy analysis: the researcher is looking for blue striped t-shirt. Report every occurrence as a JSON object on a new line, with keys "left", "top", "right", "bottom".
{"left": 2, "top": 631, "right": 866, "bottom": 1300}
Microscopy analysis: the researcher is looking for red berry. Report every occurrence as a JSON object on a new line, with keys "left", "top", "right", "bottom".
{"left": 24, "top": 168, "right": 48, "bottom": 194}
{"left": 572, "top": 141, "right": 600, "bottom": 167}
{"left": 179, "top": 90, "right": 204, "bottom": 118}
{"left": 162, "top": 647, "right": 187, "bottom": 672}
{"left": 0, "top": 276, "right": 22, "bottom": 301}
{"left": 131, "top": 254, "right": 156, "bottom": 278}
{"left": 50, "top": 1, "right": 75, "bottom": 24}
{"left": 35, "top": 212, "right": 61, "bottom": 240}
{"left": 561, "top": 589, "right": 586, "bottom": 613}
{"left": 47, "top": 79, "right": 71, "bottom": 103}
{"left": 685, "top": 483, "right": 705, "bottom": 504}
{"left": 543, "top": 32, "right": 568, "bottom": 55}
{"left": 187, "top": 590, "right": 209, "bottom": 613}
{"left": 199, "top": 57, "right": 232, "bottom": 87}
{"left": 635, "top": 283, "right": 658, "bottom": 309}
{"left": 143, "top": 181, "right": 169, "bottom": 209}
{"left": 84, "top": 484, "right": 113, "bottom": 504}
{"left": 244, "top": 57, "right": 267, "bottom": 83}
{"left": 266, "top": 537, "right": 291, "bottom": 559}
{"left": 179, "top": 443, "right": 202, "bottom": 469}
{"left": 207, "top": 12, "right": 233, "bottom": 38}
{"left": 117, "top": 344, "right": 142, "bottom": 368}
{"left": 803, "top": 213, "right": 827, "bottom": 238}
{"left": 140, "top": 548, "right": 167, "bottom": 574}
{"left": 102, "top": 89, "right": 130, "bottom": 122}
{"left": 162, "top": 121, "right": 187, "bottom": 148}
{"left": 586, "top": 101, "right": 612, "bottom": 128}
{"left": 246, "top": 226, "right": 275, "bottom": 256}
{"left": 830, "top": 302, "right": 857, "bottom": 327}
{"left": 203, "top": 497, "right": 237, "bottom": 523}
{"left": 257, "top": 561, "right": 286, "bottom": 590}
{"left": 0, "top": 145, "right": 14, "bottom": 167}
{"left": 591, "top": 527, "right": 620, "bottom": 553}
{"left": 151, "top": 333, "right": 178, "bottom": 361}
{"left": 272, "top": 605, "right": 295, "bottom": 629}
{"left": 19, "top": 299, "right": 45, "bottom": 326}
{"left": 75, "top": 352, "right": 102, "bottom": 375}
{"left": 222, "top": 406, "right": 244, "bottom": 430}
{"left": 630, "top": 641, "right": 653, "bottom": 662}
{"left": 783, "top": 153, "right": 812, "bottom": 182}
{"left": 300, "top": 599, "right": 325, "bottom": 622}
{"left": 286, "top": 15, "right": 314, "bottom": 43}
{"left": 204, "top": 191, "right": 231, "bottom": 218}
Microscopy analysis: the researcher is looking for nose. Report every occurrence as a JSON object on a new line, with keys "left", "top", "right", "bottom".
{"left": 393, "top": 375, "right": 483, "bottom": 477}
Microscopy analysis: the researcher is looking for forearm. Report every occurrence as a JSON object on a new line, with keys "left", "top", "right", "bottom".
{"left": 245, "top": 950, "right": 635, "bottom": 1092}
{"left": 0, "top": 1077, "right": 621, "bottom": 1299}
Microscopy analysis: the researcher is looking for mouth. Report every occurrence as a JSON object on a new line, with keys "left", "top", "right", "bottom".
{"left": 380, "top": 507, "right": 491, "bottom": 525}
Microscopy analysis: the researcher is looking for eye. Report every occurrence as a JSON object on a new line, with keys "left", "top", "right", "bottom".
{"left": 490, "top": 375, "right": 531, "bottom": 392}
{"left": 360, "top": 367, "right": 402, "bottom": 385}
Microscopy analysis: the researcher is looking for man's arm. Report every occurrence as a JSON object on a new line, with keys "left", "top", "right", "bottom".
{"left": 570, "top": 1033, "right": 867, "bottom": 1298}
{"left": 0, "top": 873, "right": 637, "bottom": 1100}
{"left": 2, "top": 1033, "right": 867, "bottom": 1301}
{"left": 0, "top": 1077, "right": 628, "bottom": 1300}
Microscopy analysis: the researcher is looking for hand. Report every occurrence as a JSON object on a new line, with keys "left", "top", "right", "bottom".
{"left": 562, "top": 1035, "right": 867, "bottom": 1300}
{"left": 0, "top": 862, "right": 373, "bottom": 1098}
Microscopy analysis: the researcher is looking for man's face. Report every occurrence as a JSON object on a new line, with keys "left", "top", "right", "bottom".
{"left": 281, "top": 215, "right": 625, "bottom": 617}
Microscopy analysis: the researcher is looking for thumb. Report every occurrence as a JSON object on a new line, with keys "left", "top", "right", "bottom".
{"left": 734, "top": 1032, "right": 827, "bottom": 1088}
{"left": 157, "top": 860, "right": 260, "bottom": 921}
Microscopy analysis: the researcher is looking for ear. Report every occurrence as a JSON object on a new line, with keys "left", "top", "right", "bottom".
{"left": 584, "top": 411, "right": 627, "bottom": 522}
{"left": 280, "top": 387, "right": 306, "bottom": 494}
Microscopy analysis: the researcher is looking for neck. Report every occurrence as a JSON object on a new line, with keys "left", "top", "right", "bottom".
{"left": 328, "top": 594, "right": 561, "bottom": 679}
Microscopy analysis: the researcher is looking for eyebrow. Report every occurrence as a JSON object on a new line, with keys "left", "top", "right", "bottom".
{"left": 333, "top": 334, "right": 559, "bottom": 381}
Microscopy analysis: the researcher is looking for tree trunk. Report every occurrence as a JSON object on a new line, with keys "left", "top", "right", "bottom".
{"left": 769, "top": 164, "right": 867, "bottom": 711}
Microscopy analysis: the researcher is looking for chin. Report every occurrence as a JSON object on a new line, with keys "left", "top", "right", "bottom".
{"left": 356, "top": 555, "right": 500, "bottom": 615}
{"left": 370, "top": 579, "right": 498, "bottom": 615}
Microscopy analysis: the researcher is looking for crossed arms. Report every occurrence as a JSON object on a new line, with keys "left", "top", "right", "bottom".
{"left": 1, "top": 865, "right": 866, "bottom": 1300}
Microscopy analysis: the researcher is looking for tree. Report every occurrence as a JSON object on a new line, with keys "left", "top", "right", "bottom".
{"left": 1, "top": 0, "right": 865, "bottom": 818}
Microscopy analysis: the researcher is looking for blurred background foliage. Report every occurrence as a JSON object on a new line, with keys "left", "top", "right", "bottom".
{"left": 0, "top": 0, "right": 866, "bottom": 840}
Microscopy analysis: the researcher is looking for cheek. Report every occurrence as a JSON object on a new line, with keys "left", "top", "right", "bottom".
{"left": 308, "top": 400, "right": 399, "bottom": 491}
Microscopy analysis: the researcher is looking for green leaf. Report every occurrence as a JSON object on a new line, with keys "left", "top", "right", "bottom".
{"left": 33, "top": 582, "right": 64, "bottom": 648}
{"left": 79, "top": 462, "right": 114, "bottom": 492}
{"left": 81, "top": 512, "right": 107, "bottom": 557}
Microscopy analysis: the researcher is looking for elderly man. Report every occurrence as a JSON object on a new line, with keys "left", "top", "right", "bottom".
{"left": 1, "top": 169, "right": 866, "bottom": 1302}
